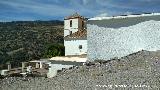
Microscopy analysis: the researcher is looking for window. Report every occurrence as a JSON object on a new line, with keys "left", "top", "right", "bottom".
{"left": 82, "top": 21, "right": 84, "bottom": 28}
{"left": 70, "top": 31, "right": 72, "bottom": 35}
{"left": 70, "top": 20, "right": 72, "bottom": 27}
{"left": 79, "top": 45, "right": 82, "bottom": 49}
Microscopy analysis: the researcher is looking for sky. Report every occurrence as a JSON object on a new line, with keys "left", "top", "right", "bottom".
{"left": 0, "top": 0, "right": 160, "bottom": 22}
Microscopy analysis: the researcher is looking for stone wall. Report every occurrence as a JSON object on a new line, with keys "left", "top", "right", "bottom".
{"left": 87, "top": 15, "right": 160, "bottom": 60}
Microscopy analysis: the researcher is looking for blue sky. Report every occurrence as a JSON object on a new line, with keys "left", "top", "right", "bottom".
{"left": 0, "top": 0, "right": 160, "bottom": 21}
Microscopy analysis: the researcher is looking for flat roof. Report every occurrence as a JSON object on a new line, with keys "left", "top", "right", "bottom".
{"left": 49, "top": 56, "right": 87, "bottom": 62}
{"left": 29, "top": 60, "right": 49, "bottom": 63}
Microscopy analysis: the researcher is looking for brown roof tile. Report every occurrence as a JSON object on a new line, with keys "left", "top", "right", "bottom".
{"left": 64, "top": 29, "right": 87, "bottom": 40}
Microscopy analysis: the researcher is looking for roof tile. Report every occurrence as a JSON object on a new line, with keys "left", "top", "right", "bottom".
{"left": 64, "top": 29, "right": 87, "bottom": 39}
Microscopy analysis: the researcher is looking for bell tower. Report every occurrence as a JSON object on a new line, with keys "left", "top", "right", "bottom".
{"left": 64, "top": 13, "right": 86, "bottom": 37}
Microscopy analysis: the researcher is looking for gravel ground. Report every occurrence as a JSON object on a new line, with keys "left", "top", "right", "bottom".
{"left": 1, "top": 50, "right": 160, "bottom": 90}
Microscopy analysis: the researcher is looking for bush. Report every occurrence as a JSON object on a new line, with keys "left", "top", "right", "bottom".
{"left": 43, "top": 43, "right": 65, "bottom": 58}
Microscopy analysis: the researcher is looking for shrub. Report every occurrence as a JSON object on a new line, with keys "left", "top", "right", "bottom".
{"left": 43, "top": 43, "right": 65, "bottom": 58}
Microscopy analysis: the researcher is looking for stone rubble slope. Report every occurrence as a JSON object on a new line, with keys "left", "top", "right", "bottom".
{"left": 1, "top": 50, "right": 160, "bottom": 90}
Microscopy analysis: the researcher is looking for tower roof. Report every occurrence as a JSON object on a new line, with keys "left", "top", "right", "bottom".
{"left": 64, "top": 13, "right": 85, "bottom": 20}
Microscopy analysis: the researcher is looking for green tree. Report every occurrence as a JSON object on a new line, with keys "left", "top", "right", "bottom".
{"left": 43, "top": 43, "right": 65, "bottom": 58}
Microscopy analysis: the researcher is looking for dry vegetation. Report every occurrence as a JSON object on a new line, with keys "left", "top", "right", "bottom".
{"left": 0, "top": 21, "right": 64, "bottom": 69}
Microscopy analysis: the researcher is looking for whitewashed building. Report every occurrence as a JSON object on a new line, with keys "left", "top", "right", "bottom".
{"left": 64, "top": 13, "right": 87, "bottom": 56}
{"left": 87, "top": 13, "right": 160, "bottom": 60}
{"left": 47, "top": 13, "right": 88, "bottom": 78}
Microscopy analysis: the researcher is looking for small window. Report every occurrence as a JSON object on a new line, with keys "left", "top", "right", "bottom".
{"left": 79, "top": 45, "right": 82, "bottom": 49}
{"left": 70, "top": 20, "right": 72, "bottom": 27}
{"left": 70, "top": 31, "right": 72, "bottom": 35}
{"left": 82, "top": 21, "right": 84, "bottom": 28}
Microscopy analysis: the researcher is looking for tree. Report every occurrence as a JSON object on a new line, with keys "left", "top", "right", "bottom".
{"left": 43, "top": 43, "right": 65, "bottom": 58}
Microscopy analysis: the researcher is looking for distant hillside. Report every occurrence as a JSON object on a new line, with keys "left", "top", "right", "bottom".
{"left": 0, "top": 20, "right": 64, "bottom": 68}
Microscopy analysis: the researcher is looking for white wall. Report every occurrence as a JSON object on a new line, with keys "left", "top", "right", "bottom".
{"left": 47, "top": 63, "right": 73, "bottom": 78}
{"left": 47, "top": 61, "right": 83, "bottom": 78}
{"left": 64, "top": 30, "right": 70, "bottom": 37}
{"left": 64, "top": 18, "right": 79, "bottom": 37}
{"left": 64, "top": 18, "right": 86, "bottom": 37}
{"left": 64, "top": 40, "right": 87, "bottom": 56}
{"left": 64, "top": 19, "right": 79, "bottom": 29}
{"left": 87, "top": 15, "right": 160, "bottom": 61}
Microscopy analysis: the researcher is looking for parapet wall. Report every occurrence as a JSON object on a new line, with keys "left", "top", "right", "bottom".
{"left": 87, "top": 15, "right": 160, "bottom": 61}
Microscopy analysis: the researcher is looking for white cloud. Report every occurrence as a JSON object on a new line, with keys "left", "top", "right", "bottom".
{"left": 124, "top": 11, "right": 132, "bottom": 15}
{"left": 0, "top": 0, "right": 159, "bottom": 21}
{"left": 96, "top": 13, "right": 108, "bottom": 17}
{"left": 0, "top": 0, "right": 74, "bottom": 16}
